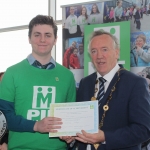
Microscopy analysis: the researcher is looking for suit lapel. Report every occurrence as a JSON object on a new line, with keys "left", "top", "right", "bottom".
{"left": 99, "top": 67, "right": 125, "bottom": 120}
{"left": 89, "top": 73, "right": 97, "bottom": 100}
{"left": 98, "top": 72, "right": 118, "bottom": 124}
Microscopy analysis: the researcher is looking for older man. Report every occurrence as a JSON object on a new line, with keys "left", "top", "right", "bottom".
{"left": 74, "top": 30, "right": 150, "bottom": 150}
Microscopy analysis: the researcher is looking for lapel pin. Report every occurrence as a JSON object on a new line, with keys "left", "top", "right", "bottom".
{"left": 55, "top": 77, "right": 59, "bottom": 81}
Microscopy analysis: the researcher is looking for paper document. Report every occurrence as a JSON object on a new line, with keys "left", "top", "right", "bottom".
{"left": 49, "top": 101, "right": 99, "bottom": 137}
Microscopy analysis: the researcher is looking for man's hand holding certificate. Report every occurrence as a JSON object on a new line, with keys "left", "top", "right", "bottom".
{"left": 49, "top": 101, "right": 99, "bottom": 137}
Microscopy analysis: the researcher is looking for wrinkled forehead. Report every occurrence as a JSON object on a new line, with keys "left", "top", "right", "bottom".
{"left": 88, "top": 35, "right": 117, "bottom": 51}
{"left": 91, "top": 35, "right": 114, "bottom": 45}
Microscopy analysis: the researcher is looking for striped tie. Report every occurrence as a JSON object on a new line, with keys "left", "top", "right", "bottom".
{"left": 97, "top": 77, "right": 106, "bottom": 106}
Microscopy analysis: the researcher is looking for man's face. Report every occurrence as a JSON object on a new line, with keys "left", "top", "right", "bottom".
{"left": 79, "top": 45, "right": 83, "bottom": 54}
{"left": 119, "top": 1, "right": 122, "bottom": 7}
{"left": 89, "top": 34, "right": 119, "bottom": 76}
{"left": 70, "top": 7, "right": 75, "bottom": 15}
{"left": 29, "top": 24, "right": 57, "bottom": 57}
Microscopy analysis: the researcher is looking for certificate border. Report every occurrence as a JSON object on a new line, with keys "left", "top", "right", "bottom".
{"left": 49, "top": 101, "right": 99, "bottom": 137}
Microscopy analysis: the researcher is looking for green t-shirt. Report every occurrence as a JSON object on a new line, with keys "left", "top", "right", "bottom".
{"left": 0, "top": 59, "right": 76, "bottom": 150}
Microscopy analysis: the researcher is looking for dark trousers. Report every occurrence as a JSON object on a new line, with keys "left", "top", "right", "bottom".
{"left": 126, "top": 16, "right": 129, "bottom": 21}
{"left": 136, "top": 20, "right": 141, "bottom": 29}
{"left": 110, "top": 18, "right": 114, "bottom": 22}
{"left": 133, "top": 15, "right": 136, "bottom": 23}
{"left": 116, "top": 16, "right": 121, "bottom": 22}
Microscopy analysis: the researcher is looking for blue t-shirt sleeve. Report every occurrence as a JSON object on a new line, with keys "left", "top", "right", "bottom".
{"left": 0, "top": 99, "right": 36, "bottom": 132}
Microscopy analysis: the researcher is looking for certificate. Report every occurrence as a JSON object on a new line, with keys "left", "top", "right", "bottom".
{"left": 49, "top": 101, "right": 99, "bottom": 137}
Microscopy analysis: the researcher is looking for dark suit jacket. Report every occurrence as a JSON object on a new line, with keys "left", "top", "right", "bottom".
{"left": 76, "top": 69, "right": 150, "bottom": 150}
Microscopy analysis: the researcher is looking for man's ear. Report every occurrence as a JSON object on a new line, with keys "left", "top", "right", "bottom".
{"left": 28, "top": 37, "right": 31, "bottom": 44}
{"left": 116, "top": 49, "right": 120, "bottom": 59}
{"left": 54, "top": 36, "right": 58, "bottom": 46}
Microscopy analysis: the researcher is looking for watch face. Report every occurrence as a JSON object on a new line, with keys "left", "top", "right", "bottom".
{"left": 0, "top": 111, "right": 7, "bottom": 139}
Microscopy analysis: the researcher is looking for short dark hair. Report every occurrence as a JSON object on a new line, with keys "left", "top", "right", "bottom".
{"left": 28, "top": 15, "right": 58, "bottom": 39}
{"left": 0, "top": 72, "right": 4, "bottom": 80}
{"left": 117, "top": 0, "right": 122, "bottom": 6}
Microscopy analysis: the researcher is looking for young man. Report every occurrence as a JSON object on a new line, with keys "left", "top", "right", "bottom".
{"left": 0, "top": 15, "right": 76, "bottom": 150}
{"left": 77, "top": 44, "right": 84, "bottom": 69}
{"left": 65, "top": 6, "right": 78, "bottom": 34}
{"left": 114, "top": 0, "right": 123, "bottom": 22}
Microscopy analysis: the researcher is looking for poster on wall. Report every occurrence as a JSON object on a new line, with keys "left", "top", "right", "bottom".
{"left": 129, "top": 0, "right": 150, "bottom": 92}
{"left": 61, "top": 0, "right": 150, "bottom": 89}
{"left": 62, "top": 1, "right": 105, "bottom": 88}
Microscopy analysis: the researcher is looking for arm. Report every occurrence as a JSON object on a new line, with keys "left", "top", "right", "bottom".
{"left": 119, "top": 7, "right": 123, "bottom": 18}
{"left": 0, "top": 69, "right": 36, "bottom": 132}
{"left": 64, "top": 17, "right": 69, "bottom": 29}
{"left": 75, "top": 78, "right": 105, "bottom": 144}
{"left": 69, "top": 55, "right": 76, "bottom": 69}
{"left": 135, "top": 11, "right": 137, "bottom": 19}
{"left": 77, "top": 17, "right": 82, "bottom": 35}
{"left": 114, "top": 8, "right": 116, "bottom": 20}
{"left": 66, "top": 71, "right": 76, "bottom": 102}
{"left": 76, "top": 76, "right": 150, "bottom": 149}
{"left": 0, "top": 132, "right": 8, "bottom": 145}
{"left": 87, "top": 15, "right": 91, "bottom": 24}
{"left": 0, "top": 99, "right": 35, "bottom": 132}
{"left": 0, "top": 69, "right": 62, "bottom": 133}
{"left": 75, "top": 130, "right": 105, "bottom": 145}
{"left": 130, "top": 50, "right": 137, "bottom": 67}
{"left": 0, "top": 99, "right": 62, "bottom": 133}
{"left": 104, "top": 77, "right": 150, "bottom": 149}
{"left": 0, "top": 143, "right": 7, "bottom": 150}
{"left": 0, "top": 132, "right": 8, "bottom": 150}
{"left": 137, "top": 47, "right": 150, "bottom": 62}
{"left": 77, "top": 16, "right": 80, "bottom": 25}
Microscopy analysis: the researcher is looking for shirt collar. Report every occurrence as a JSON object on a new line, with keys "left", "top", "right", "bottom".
{"left": 96, "top": 63, "right": 120, "bottom": 83}
{"left": 27, "top": 54, "right": 56, "bottom": 68}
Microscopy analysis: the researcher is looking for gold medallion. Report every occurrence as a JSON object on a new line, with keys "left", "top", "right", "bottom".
{"left": 103, "top": 105, "right": 109, "bottom": 111}
{"left": 111, "top": 86, "right": 115, "bottom": 92}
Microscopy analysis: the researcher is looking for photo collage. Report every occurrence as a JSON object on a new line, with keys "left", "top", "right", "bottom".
{"left": 61, "top": 0, "right": 150, "bottom": 89}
